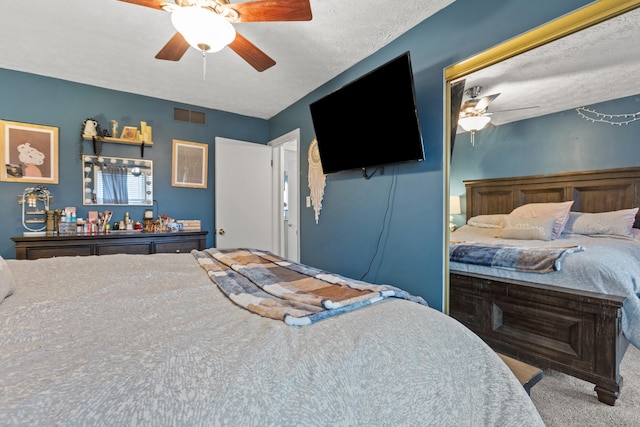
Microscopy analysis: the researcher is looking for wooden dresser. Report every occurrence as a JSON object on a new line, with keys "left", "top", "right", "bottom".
{"left": 11, "top": 231, "right": 208, "bottom": 260}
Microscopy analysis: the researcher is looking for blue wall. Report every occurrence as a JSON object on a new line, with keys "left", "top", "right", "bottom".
{"left": 0, "top": 69, "right": 269, "bottom": 258}
{"left": 450, "top": 94, "right": 640, "bottom": 225}
{"left": 270, "top": 0, "right": 592, "bottom": 309}
{"left": 1, "top": 0, "right": 594, "bottom": 311}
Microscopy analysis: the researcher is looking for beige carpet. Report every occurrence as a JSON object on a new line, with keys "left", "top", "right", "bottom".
{"left": 531, "top": 345, "right": 640, "bottom": 426}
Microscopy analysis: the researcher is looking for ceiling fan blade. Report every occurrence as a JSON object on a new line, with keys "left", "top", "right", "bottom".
{"left": 460, "top": 99, "right": 478, "bottom": 111}
{"left": 155, "top": 32, "right": 190, "bottom": 61}
{"left": 222, "top": 0, "right": 312, "bottom": 22}
{"left": 489, "top": 106, "right": 540, "bottom": 113}
{"left": 118, "top": 0, "right": 166, "bottom": 11}
{"left": 228, "top": 33, "right": 276, "bottom": 72}
{"left": 475, "top": 93, "right": 500, "bottom": 111}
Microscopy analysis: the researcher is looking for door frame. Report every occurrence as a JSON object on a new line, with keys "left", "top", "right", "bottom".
{"left": 269, "top": 128, "right": 300, "bottom": 262}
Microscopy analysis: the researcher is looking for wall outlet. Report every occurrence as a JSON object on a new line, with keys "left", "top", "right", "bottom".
{"left": 306, "top": 196, "right": 311, "bottom": 208}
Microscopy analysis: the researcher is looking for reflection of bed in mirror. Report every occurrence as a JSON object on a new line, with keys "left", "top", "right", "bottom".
{"left": 449, "top": 166, "right": 640, "bottom": 406}
{"left": 445, "top": 1, "right": 640, "bottom": 407}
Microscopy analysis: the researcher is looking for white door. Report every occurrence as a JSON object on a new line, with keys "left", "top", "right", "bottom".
{"left": 215, "top": 137, "right": 273, "bottom": 251}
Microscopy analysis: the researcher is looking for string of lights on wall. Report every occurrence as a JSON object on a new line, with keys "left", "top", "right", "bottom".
{"left": 576, "top": 106, "right": 640, "bottom": 125}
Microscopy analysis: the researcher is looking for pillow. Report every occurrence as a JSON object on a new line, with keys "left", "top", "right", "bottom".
{"left": 509, "top": 201, "right": 574, "bottom": 239}
{"left": 0, "top": 256, "right": 16, "bottom": 303}
{"left": 467, "top": 214, "right": 508, "bottom": 229}
{"left": 632, "top": 228, "right": 640, "bottom": 241}
{"left": 500, "top": 216, "right": 556, "bottom": 240}
{"left": 563, "top": 208, "right": 639, "bottom": 237}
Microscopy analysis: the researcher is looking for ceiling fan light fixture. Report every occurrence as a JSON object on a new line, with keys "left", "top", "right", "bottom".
{"left": 458, "top": 115, "right": 491, "bottom": 132}
{"left": 171, "top": 6, "right": 236, "bottom": 53}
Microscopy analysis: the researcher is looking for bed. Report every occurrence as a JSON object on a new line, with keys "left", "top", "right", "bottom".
{"left": 449, "top": 166, "right": 640, "bottom": 406}
{"left": 0, "top": 248, "right": 543, "bottom": 426}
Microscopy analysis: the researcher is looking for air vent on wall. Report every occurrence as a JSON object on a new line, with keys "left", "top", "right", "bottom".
{"left": 174, "top": 107, "right": 206, "bottom": 125}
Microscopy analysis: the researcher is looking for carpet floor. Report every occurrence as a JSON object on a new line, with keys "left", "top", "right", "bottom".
{"left": 531, "top": 344, "right": 640, "bottom": 426}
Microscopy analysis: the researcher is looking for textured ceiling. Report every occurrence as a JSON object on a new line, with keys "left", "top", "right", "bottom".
{"left": 3, "top": 2, "right": 638, "bottom": 124}
{"left": 458, "top": 6, "right": 640, "bottom": 128}
{"left": 0, "top": 0, "right": 453, "bottom": 120}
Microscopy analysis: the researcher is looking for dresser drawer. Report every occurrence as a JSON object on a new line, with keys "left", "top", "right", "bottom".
{"left": 97, "top": 243, "right": 152, "bottom": 255}
{"left": 27, "top": 245, "right": 92, "bottom": 259}
{"left": 12, "top": 231, "right": 208, "bottom": 260}
{"left": 155, "top": 240, "right": 200, "bottom": 254}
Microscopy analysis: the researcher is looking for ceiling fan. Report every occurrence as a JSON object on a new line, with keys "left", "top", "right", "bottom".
{"left": 119, "top": 0, "right": 313, "bottom": 72}
{"left": 457, "top": 86, "right": 502, "bottom": 146}
{"left": 458, "top": 86, "right": 539, "bottom": 133}
{"left": 460, "top": 86, "right": 500, "bottom": 117}
{"left": 458, "top": 86, "right": 499, "bottom": 131}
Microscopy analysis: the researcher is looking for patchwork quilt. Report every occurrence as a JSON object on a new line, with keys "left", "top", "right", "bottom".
{"left": 192, "top": 248, "right": 427, "bottom": 325}
{"left": 450, "top": 241, "right": 584, "bottom": 273}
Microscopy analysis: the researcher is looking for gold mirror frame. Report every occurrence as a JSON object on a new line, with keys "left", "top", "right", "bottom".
{"left": 443, "top": 0, "right": 640, "bottom": 313}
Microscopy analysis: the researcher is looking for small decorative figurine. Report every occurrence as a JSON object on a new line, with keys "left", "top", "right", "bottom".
{"left": 83, "top": 118, "right": 98, "bottom": 136}
{"left": 111, "top": 120, "right": 119, "bottom": 138}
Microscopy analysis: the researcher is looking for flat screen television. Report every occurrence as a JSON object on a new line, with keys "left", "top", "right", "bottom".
{"left": 309, "top": 51, "right": 424, "bottom": 175}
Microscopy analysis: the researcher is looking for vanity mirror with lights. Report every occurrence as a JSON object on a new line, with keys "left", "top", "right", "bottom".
{"left": 83, "top": 155, "right": 153, "bottom": 206}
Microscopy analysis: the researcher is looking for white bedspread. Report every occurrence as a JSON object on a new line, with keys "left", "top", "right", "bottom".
{"left": 1, "top": 253, "right": 543, "bottom": 426}
{"left": 451, "top": 225, "right": 640, "bottom": 348}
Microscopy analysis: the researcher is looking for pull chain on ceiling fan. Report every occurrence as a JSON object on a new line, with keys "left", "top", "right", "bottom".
{"left": 170, "top": 5, "right": 236, "bottom": 79}
{"left": 119, "top": 0, "right": 313, "bottom": 72}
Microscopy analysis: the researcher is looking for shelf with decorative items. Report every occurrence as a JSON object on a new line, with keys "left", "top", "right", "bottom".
{"left": 81, "top": 134, "right": 154, "bottom": 146}
{"left": 80, "top": 118, "right": 154, "bottom": 158}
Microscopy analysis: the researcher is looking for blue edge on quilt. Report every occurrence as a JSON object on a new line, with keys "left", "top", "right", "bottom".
{"left": 192, "top": 248, "right": 428, "bottom": 326}
{"left": 450, "top": 241, "right": 584, "bottom": 274}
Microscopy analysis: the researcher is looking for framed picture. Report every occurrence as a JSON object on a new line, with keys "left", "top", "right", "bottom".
{"left": 172, "top": 139, "right": 208, "bottom": 189}
{"left": 120, "top": 126, "right": 138, "bottom": 140}
{"left": 0, "top": 120, "right": 59, "bottom": 183}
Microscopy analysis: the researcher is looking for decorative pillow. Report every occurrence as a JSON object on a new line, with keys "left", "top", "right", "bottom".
{"left": 467, "top": 214, "right": 508, "bottom": 229}
{"left": 509, "top": 201, "right": 574, "bottom": 239}
{"left": 563, "top": 208, "right": 639, "bottom": 237}
{"left": 500, "top": 216, "right": 556, "bottom": 241}
{"left": 0, "top": 256, "right": 16, "bottom": 303}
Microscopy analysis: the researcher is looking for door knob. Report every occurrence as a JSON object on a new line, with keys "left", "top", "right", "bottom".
{"left": 218, "top": 228, "right": 225, "bottom": 235}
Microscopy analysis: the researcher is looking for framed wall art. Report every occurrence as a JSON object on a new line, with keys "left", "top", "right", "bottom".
{"left": 172, "top": 139, "right": 208, "bottom": 189}
{"left": 0, "top": 120, "right": 59, "bottom": 183}
{"left": 120, "top": 126, "right": 138, "bottom": 140}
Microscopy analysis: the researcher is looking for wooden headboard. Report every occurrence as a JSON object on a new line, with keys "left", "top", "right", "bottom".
{"left": 463, "top": 166, "right": 640, "bottom": 228}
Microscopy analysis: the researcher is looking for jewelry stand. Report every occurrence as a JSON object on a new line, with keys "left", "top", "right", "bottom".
{"left": 19, "top": 186, "right": 52, "bottom": 236}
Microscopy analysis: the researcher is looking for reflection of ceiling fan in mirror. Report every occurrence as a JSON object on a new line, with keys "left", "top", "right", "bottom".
{"left": 459, "top": 85, "right": 540, "bottom": 133}
{"left": 119, "top": 0, "right": 313, "bottom": 72}
{"left": 458, "top": 86, "right": 500, "bottom": 132}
